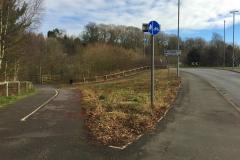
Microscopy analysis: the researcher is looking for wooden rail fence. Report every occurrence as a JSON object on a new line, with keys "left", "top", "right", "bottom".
{"left": 0, "top": 81, "right": 33, "bottom": 97}
{"left": 41, "top": 75, "right": 61, "bottom": 84}
{"left": 74, "top": 65, "right": 167, "bottom": 85}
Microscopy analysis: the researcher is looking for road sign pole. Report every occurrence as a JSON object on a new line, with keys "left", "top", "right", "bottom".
{"left": 143, "top": 34, "right": 146, "bottom": 58}
{"left": 143, "top": 21, "right": 160, "bottom": 111}
{"left": 151, "top": 35, "right": 155, "bottom": 107}
{"left": 151, "top": 35, "right": 155, "bottom": 108}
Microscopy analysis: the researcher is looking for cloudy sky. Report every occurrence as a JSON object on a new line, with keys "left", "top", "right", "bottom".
{"left": 40, "top": 0, "right": 240, "bottom": 43}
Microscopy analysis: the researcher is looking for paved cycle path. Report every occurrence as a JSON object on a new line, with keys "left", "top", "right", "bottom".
{"left": 1, "top": 72, "right": 240, "bottom": 160}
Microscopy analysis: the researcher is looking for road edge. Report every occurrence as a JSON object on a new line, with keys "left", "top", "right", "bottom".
{"left": 215, "top": 68, "right": 240, "bottom": 74}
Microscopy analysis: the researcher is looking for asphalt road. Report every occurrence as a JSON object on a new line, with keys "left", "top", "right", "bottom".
{"left": 1, "top": 70, "right": 240, "bottom": 160}
{"left": 182, "top": 68, "right": 240, "bottom": 110}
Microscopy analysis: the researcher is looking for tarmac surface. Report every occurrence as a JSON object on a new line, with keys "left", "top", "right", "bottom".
{"left": 1, "top": 70, "right": 240, "bottom": 160}
{"left": 182, "top": 68, "right": 240, "bottom": 109}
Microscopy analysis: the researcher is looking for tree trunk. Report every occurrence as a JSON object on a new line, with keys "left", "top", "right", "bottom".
{"left": 0, "top": 4, "right": 10, "bottom": 70}
{"left": 4, "top": 60, "right": 7, "bottom": 82}
{"left": 0, "top": 8, "right": 3, "bottom": 70}
{"left": 13, "top": 59, "right": 20, "bottom": 81}
{"left": 39, "top": 62, "right": 42, "bottom": 84}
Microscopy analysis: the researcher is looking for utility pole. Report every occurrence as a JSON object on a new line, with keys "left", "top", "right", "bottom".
{"left": 230, "top": 10, "right": 239, "bottom": 69}
{"left": 177, "top": 0, "right": 180, "bottom": 77}
{"left": 224, "top": 20, "right": 226, "bottom": 68}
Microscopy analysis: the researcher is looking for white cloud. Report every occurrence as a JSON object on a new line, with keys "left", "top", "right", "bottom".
{"left": 40, "top": 0, "right": 240, "bottom": 35}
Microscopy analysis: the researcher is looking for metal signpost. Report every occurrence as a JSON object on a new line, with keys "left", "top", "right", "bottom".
{"left": 164, "top": 50, "right": 182, "bottom": 80}
{"left": 142, "top": 21, "right": 161, "bottom": 108}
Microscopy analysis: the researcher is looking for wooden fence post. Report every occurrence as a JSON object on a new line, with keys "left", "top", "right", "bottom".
{"left": 25, "top": 82, "right": 28, "bottom": 92}
{"left": 18, "top": 81, "right": 21, "bottom": 95}
{"left": 6, "top": 82, "right": 8, "bottom": 97}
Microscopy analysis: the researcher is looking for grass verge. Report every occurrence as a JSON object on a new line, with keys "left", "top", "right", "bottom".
{"left": 79, "top": 69, "right": 181, "bottom": 147}
{"left": 218, "top": 67, "right": 240, "bottom": 73}
{"left": 0, "top": 89, "right": 37, "bottom": 108}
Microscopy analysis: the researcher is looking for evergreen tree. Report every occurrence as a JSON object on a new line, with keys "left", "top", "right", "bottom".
{"left": 0, "top": 0, "right": 42, "bottom": 80}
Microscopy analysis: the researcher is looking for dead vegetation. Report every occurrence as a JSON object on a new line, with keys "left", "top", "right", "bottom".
{"left": 79, "top": 69, "right": 181, "bottom": 147}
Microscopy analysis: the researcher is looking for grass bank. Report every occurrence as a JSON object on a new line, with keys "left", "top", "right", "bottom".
{"left": 79, "top": 69, "right": 181, "bottom": 147}
{"left": 218, "top": 67, "right": 240, "bottom": 73}
{"left": 0, "top": 89, "right": 37, "bottom": 108}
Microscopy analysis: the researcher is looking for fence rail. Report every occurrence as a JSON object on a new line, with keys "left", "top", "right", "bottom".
{"left": 0, "top": 81, "right": 33, "bottom": 97}
{"left": 41, "top": 75, "right": 61, "bottom": 84}
{"left": 74, "top": 65, "right": 167, "bottom": 85}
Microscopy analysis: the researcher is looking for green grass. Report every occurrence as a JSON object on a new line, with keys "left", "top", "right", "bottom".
{"left": 214, "top": 67, "right": 240, "bottom": 73}
{"left": 0, "top": 89, "right": 37, "bottom": 108}
{"left": 80, "top": 69, "right": 181, "bottom": 146}
{"left": 222, "top": 67, "right": 240, "bottom": 72}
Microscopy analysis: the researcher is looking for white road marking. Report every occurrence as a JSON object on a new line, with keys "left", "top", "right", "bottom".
{"left": 20, "top": 89, "right": 59, "bottom": 122}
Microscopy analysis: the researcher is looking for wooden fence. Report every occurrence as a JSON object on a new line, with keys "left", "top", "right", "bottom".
{"left": 0, "top": 81, "right": 33, "bottom": 97}
{"left": 74, "top": 65, "right": 167, "bottom": 85}
{"left": 41, "top": 75, "right": 61, "bottom": 84}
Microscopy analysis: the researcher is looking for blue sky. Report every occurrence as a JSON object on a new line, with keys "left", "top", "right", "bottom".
{"left": 39, "top": 0, "right": 240, "bottom": 45}
{"left": 169, "top": 24, "right": 240, "bottom": 44}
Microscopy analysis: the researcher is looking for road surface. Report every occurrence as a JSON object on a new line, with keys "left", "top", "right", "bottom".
{"left": 182, "top": 68, "right": 240, "bottom": 110}
{"left": 1, "top": 70, "right": 240, "bottom": 160}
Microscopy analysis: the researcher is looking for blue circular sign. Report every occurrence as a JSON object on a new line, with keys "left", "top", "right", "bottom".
{"left": 148, "top": 21, "right": 160, "bottom": 36}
